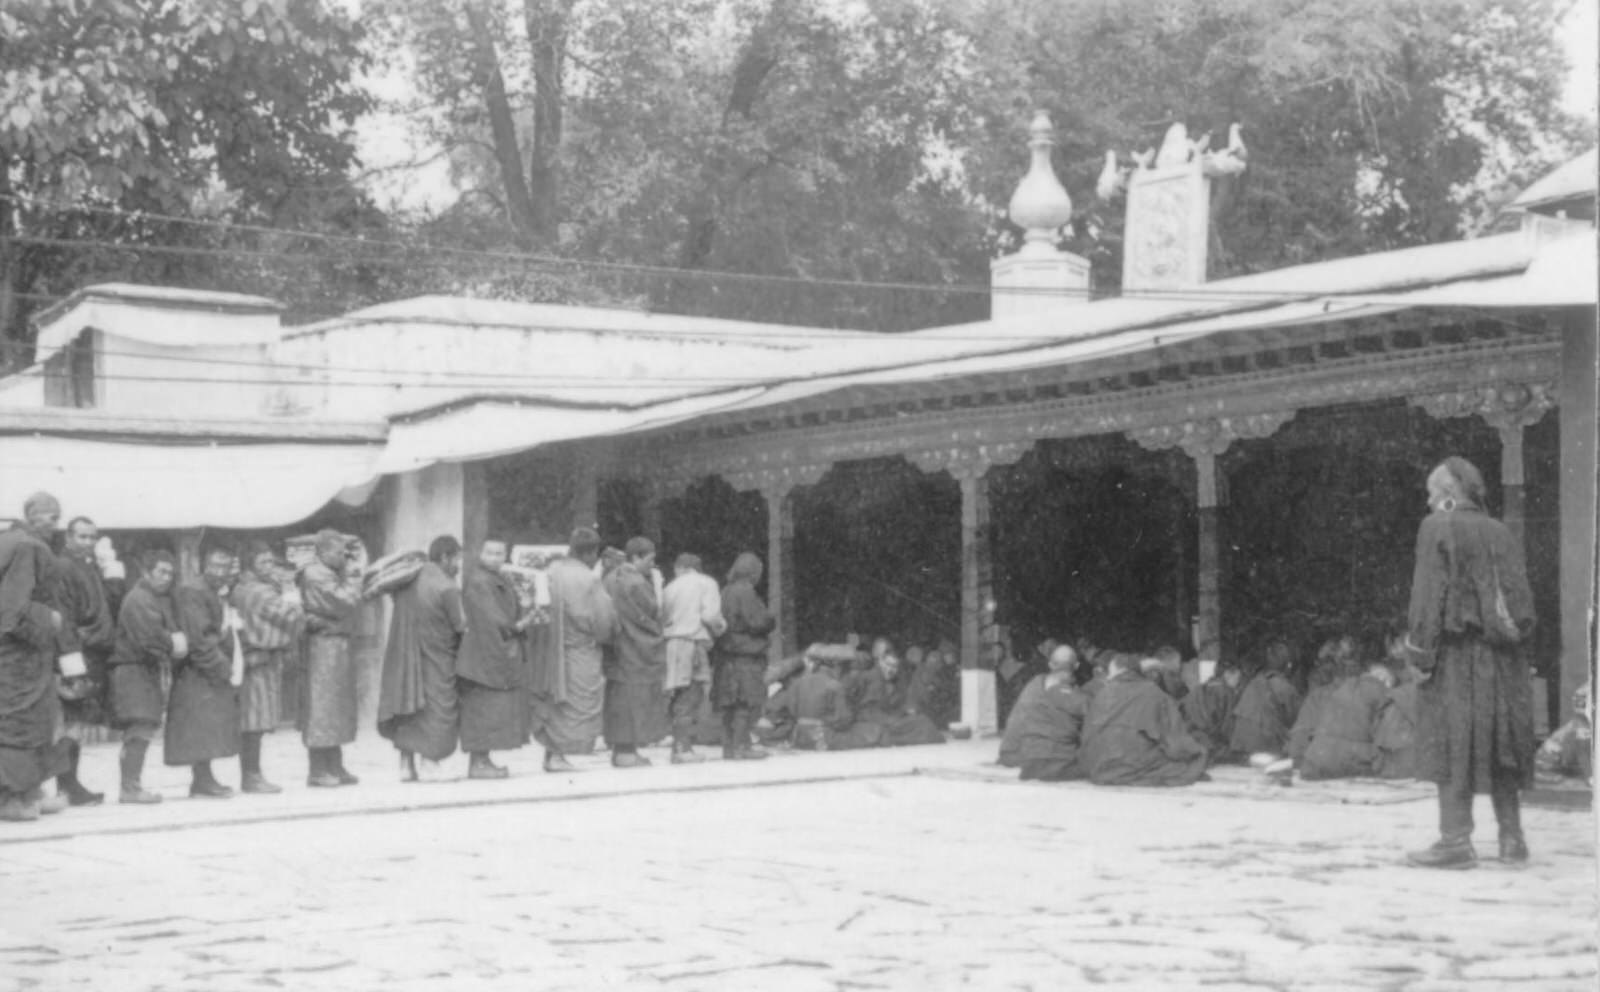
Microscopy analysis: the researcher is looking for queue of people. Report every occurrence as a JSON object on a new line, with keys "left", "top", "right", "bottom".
{"left": 0, "top": 455, "right": 1580, "bottom": 873}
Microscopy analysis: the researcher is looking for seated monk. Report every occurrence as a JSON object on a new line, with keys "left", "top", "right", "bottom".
{"left": 1534, "top": 682, "right": 1592, "bottom": 785}
{"left": 1182, "top": 659, "right": 1242, "bottom": 763}
{"left": 908, "top": 644, "right": 960, "bottom": 729}
{"left": 997, "top": 666, "right": 1049, "bottom": 768}
{"left": 1298, "top": 658, "right": 1396, "bottom": 780}
{"left": 1081, "top": 653, "right": 1207, "bottom": 787}
{"left": 1287, "top": 636, "right": 1361, "bottom": 764}
{"left": 1228, "top": 640, "right": 1302, "bottom": 758}
{"left": 1016, "top": 646, "right": 1093, "bottom": 782}
{"left": 1143, "top": 645, "right": 1188, "bottom": 702}
{"left": 840, "top": 649, "right": 944, "bottom": 747}
{"left": 1373, "top": 633, "right": 1419, "bottom": 779}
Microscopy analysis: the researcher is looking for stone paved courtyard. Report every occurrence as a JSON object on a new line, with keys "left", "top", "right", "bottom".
{"left": 0, "top": 737, "right": 1593, "bottom": 991}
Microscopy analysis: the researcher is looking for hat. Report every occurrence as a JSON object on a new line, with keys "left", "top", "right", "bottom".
{"left": 23, "top": 491, "right": 60, "bottom": 519}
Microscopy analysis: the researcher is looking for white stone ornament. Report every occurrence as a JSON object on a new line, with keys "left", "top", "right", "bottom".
{"left": 1007, "top": 111, "right": 1074, "bottom": 249}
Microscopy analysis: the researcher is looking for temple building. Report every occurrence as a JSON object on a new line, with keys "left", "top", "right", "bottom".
{"left": 1, "top": 118, "right": 1593, "bottom": 731}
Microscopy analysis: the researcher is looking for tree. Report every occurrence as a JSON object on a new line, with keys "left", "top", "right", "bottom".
{"left": 0, "top": 0, "right": 373, "bottom": 354}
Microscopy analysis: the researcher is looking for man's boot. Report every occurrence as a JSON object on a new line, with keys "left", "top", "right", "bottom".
{"left": 330, "top": 746, "right": 359, "bottom": 786}
{"left": 543, "top": 749, "right": 576, "bottom": 773}
{"left": 118, "top": 738, "right": 161, "bottom": 804}
{"left": 1492, "top": 784, "right": 1528, "bottom": 864}
{"left": 0, "top": 789, "right": 39, "bottom": 822}
{"left": 57, "top": 739, "right": 103, "bottom": 806}
{"left": 611, "top": 746, "right": 651, "bottom": 769}
{"left": 399, "top": 750, "right": 419, "bottom": 783}
{"left": 190, "top": 760, "right": 235, "bottom": 799}
{"left": 729, "top": 712, "right": 767, "bottom": 761}
{"left": 1408, "top": 786, "right": 1476, "bottom": 869}
{"left": 27, "top": 786, "right": 67, "bottom": 815}
{"left": 240, "top": 732, "right": 281, "bottom": 794}
{"left": 720, "top": 710, "right": 738, "bottom": 760}
{"left": 307, "top": 747, "right": 340, "bottom": 788}
{"left": 469, "top": 751, "right": 510, "bottom": 779}
{"left": 670, "top": 740, "right": 704, "bottom": 765}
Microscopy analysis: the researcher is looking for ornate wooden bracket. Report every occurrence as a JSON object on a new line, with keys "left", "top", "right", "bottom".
{"left": 1410, "top": 381, "right": 1556, "bottom": 431}
{"left": 1127, "top": 412, "right": 1295, "bottom": 507}
{"left": 908, "top": 441, "right": 1032, "bottom": 481}
{"left": 724, "top": 463, "right": 832, "bottom": 501}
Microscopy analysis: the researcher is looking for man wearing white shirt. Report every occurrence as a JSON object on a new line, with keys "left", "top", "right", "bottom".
{"left": 660, "top": 553, "right": 726, "bottom": 764}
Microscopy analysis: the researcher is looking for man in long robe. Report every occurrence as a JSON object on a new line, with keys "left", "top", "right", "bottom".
{"left": 1081, "top": 654, "right": 1207, "bottom": 787}
{"left": 52, "top": 514, "right": 113, "bottom": 805}
{"left": 231, "top": 541, "right": 305, "bottom": 794}
{"left": 528, "top": 528, "right": 616, "bottom": 772}
{"left": 767, "top": 652, "right": 862, "bottom": 750}
{"left": 108, "top": 550, "right": 181, "bottom": 805}
{"left": 1229, "top": 641, "right": 1302, "bottom": 758}
{"left": 0, "top": 494, "right": 67, "bottom": 821}
{"left": 378, "top": 536, "right": 465, "bottom": 781}
{"left": 1182, "top": 661, "right": 1241, "bottom": 764}
{"left": 714, "top": 552, "right": 776, "bottom": 761}
{"left": 458, "top": 539, "right": 532, "bottom": 778}
{"left": 1403, "top": 457, "right": 1535, "bottom": 868}
{"left": 1375, "top": 672, "right": 1420, "bottom": 779}
{"left": 659, "top": 551, "right": 724, "bottom": 764}
{"left": 907, "top": 645, "right": 960, "bottom": 730}
{"left": 602, "top": 537, "right": 667, "bottom": 768}
{"left": 840, "top": 650, "right": 944, "bottom": 748}
{"left": 1016, "top": 646, "right": 1092, "bottom": 782}
{"left": 1298, "top": 662, "right": 1396, "bottom": 780}
{"left": 297, "top": 529, "right": 365, "bottom": 788}
{"left": 167, "top": 548, "right": 242, "bottom": 798}
{"left": 998, "top": 670, "right": 1048, "bottom": 768}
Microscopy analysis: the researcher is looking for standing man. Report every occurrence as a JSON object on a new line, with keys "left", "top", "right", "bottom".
{"left": 297, "top": 529, "right": 364, "bottom": 788}
{"left": 167, "top": 547, "right": 242, "bottom": 798}
{"left": 108, "top": 550, "right": 182, "bottom": 805}
{"left": 458, "top": 539, "right": 532, "bottom": 779}
{"left": 714, "top": 552, "right": 776, "bottom": 761}
{"left": 1403, "top": 456, "right": 1535, "bottom": 868}
{"left": 0, "top": 493, "right": 67, "bottom": 821}
{"left": 379, "top": 536, "right": 466, "bottom": 782}
{"left": 231, "top": 541, "right": 305, "bottom": 793}
{"left": 53, "top": 515, "right": 112, "bottom": 806}
{"left": 528, "top": 528, "right": 617, "bottom": 772}
{"left": 660, "top": 553, "right": 725, "bottom": 764}
{"left": 603, "top": 537, "right": 668, "bottom": 768}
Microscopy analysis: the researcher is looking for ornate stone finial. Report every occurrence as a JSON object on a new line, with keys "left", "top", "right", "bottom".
{"left": 1008, "top": 112, "right": 1074, "bottom": 250}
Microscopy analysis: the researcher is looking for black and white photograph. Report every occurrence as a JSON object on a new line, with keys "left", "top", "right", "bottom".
{"left": 0, "top": 0, "right": 1596, "bottom": 988}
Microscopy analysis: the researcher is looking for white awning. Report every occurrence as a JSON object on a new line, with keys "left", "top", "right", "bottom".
{"left": 0, "top": 437, "right": 382, "bottom": 529}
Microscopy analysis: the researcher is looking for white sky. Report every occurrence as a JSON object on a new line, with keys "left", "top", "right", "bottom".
{"left": 1563, "top": 0, "right": 1599, "bottom": 120}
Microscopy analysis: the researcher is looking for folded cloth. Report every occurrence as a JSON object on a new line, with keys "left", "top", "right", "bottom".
{"left": 362, "top": 550, "right": 428, "bottom": 599}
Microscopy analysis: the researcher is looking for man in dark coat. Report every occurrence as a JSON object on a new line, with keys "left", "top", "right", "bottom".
{"left": 167, "top": 547, "right": 242, "bottom": 798}
{"left": 998, "top": 669, "right": 1047, "bottom": 768}
{"left": 1015, "top": 646, "right": 1092, "bottom": 782}
{"left": 907, "top": 644, "right": 960, "bottom": 729}
{"left": 1403, "top": 456, "right": 1535, "bottom": 869}
{"left": 1229, "top": 641, "right": 1302, "bottom": 758}
{"left": 458, "top": 539, "right": 533, "bottom": 778}
{"left": 602, "top": 537, "right": 667, "bottom": 768}
{"left": 297, "top": 529, "right": 365, "bottom": 788}
{"left": 1081, "top": 654, "right": 1207, "bottom": 787}
{"left": 230, "top": 542, "right": 305, "bottom": 794}
{"left": 379, "top": 536, "right": 465, "bottom": 782}
{"left": 1298, "top": 661, "right": 1396, "bottom": 780}
{"left": 52, "top": 515, "right": 112, "bottom": 805}
{"left": 841, "top": 649, "right": 944, "bottom": 747}
{"left": 108, "top": 549, "right": 181, "bottom": 805}
{"left": 714, "top": 552, "right": 776, "bottom": 761}
{"left": 0, "top": 493, "right": 67, "bottom": 822}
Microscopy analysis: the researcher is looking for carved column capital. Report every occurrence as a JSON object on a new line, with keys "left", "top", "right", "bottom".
{"left": 725, "top": 463, "right": 831, "bottom": 501}
{"left": 909, "top": 441, "right": 1032, "bottom": 482}
{"left": 1127, "top": 411, "right": 1296, "bottom": 460}
{"left": 1410, "top": 380, "right": 1556, "bottom": 432}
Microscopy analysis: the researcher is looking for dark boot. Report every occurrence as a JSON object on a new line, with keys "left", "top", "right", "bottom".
{"left": 331, "top": 746, "right": 359, "bottom": 786}
{"left": 240, "top": 732, "right": 280, "bottom": 794}
{"left": 729, "top": 711, "right": 767, "bottom": 761}
{"left": 190, "top": 761, "right": 234, "bottom": 799}
{"left": 543, "top": 749, "right": 576, "bottom": 773}
{"left": 720, "top": 710, "right": 738, "bottom": 760}
{"left": 118, "top": 738, "right": 161, "bottom": 804}
{"left": 469, "top": 751, "right": 510, "bottom": 779}
{"left": 1492, "top": 783, "right": 1528, "bottom": 864}
{"left": 670, "top": 740, "right": 704, "bottom": 765}
{"left": 307, "top": 747, "right": 339, "bottom": 788}
{"left": 1408, "top": 784, "right": 1476, "bottom": 869}
{"left": 56, "top": 739, "right": 103, "bottom": 806}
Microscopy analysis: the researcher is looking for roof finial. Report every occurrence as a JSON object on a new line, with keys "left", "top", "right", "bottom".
{"left": 1007, "top": 112, "right": 1074, "bottom": 252}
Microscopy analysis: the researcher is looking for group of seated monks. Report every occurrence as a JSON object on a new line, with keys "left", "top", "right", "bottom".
{"left": 753, "top": 636, "right": 955, "bottom": 750}
{"left": 997, "top": 630, "right": 1433, "bottom": 787}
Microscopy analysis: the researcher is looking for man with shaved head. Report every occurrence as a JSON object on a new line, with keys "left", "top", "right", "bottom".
{"left": 0, "top": 493, "right": 67, "bottom": 820}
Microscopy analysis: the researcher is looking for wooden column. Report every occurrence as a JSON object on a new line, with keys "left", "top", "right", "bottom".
{"left": 639, "top": 483, "right": 663, "bottom": 546}
{"left": 462, "top": 460, "right": 490, "bottom": 553}
{"left": 761, "top": 482, "right": 797, "bottom": 668}
{"left": 1558, "top": 310, "right": 1597, "bottom": 722}
{"left": 956, "top": 468, "right": 991, "bottom": 672}
{"left": 175, "top": 528, "right": 204, "bottom": 584}
{"left": 1130, "top": 412, "right": 1295, "bottom": 660}
{"left": 1498, "top": 425, "right": 1528, "bottom": 545}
